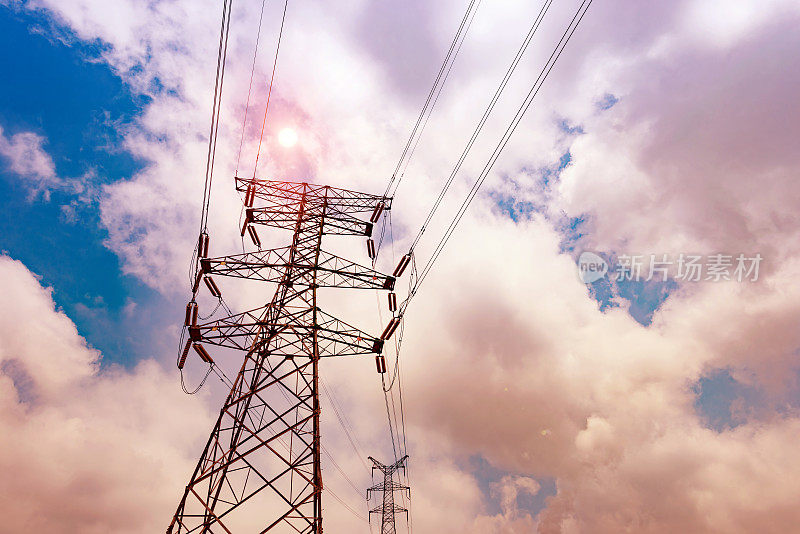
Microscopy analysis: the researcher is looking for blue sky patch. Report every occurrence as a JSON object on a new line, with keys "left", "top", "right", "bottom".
{"left": 558, "top": 119, "right": 584, "bottom": 135}
{"left": 574, "top": 251, "right": 676, "bottom": 326}
{"left": 490, "top": 149, "right": 574, "bottom": 222}
{"left": 468, "top": 455, "right": 556, "bottom": 518}
{"left": 596, "top": 92, "right": 619, "bottom": 110}
{"left": 693, "top": 368, "right": 760, "bottom": 431}
{"left": 0, "top": 7, "right": 155, "bottom": 366}
{"left": 615, "top": 276, "right": 676, "bottom": 326}
{"left": 556, "top": 214, "right": 586, "bottom": 253}
{"left": 693, "top": 366, "right": 800, "bottom": 432}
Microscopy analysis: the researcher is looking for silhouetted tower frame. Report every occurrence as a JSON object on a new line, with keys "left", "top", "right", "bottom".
{"left": 367, "top": 455, "right": 410, "bottom": 534}
{"left": 169, "top": 178, "right": 394, "bottom": 533}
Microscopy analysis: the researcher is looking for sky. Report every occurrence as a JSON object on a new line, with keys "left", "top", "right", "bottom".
{"left": 1, "top": 0, "right": 800, "bottom": 532}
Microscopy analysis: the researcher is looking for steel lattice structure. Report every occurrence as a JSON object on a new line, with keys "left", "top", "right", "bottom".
{"left": 367, "top": 456, "right": 410, "bottom": 534}
{"left": 168, "top": 178, "right": 394, "bottom": 533}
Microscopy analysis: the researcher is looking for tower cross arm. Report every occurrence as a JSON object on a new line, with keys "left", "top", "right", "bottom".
{"left": 188, "top": 304, "right": 384, "bottom": 356}
{"left": 236, "top": 177, "right": 392, "bottom": 214}
{"left": 201, "top": 248, "right": 395, "bottom": 290}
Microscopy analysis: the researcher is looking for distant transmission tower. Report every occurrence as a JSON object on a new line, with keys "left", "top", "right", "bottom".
{"left": 367, "top": 455, "right": 410, "bottom": 534}
{"left": 168, "top": 178, "right": 404, "bottom": 533}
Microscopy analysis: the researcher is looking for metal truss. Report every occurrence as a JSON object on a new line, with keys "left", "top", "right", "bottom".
{"left": 367, "top": 456, "right": 410, "bottom": 534}
{"left": 200, "top": 248, "right": 395, "bottom": 290}
{"left": 168, "top": 181, "right": 392, "bottom": 534}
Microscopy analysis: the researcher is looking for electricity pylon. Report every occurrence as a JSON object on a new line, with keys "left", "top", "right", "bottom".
{"left": 168, "top": 178, "right": 397, "bottom": 533}
{"left": 367, "top": 455, "right": 410, "bottom": 534}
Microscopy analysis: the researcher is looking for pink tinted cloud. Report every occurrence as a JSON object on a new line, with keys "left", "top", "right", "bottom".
{"left": 0, "top": 256, "right": 212, "bottom": 533}
{"left": 5, "top": 0, "right": 800, "bottom": 532}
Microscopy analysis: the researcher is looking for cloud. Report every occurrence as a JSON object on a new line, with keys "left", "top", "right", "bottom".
{"left": 493, "top": 475, "right": 541, "bottom": 518}
{"left": 0, "top": 125, "right": 59, "bottom": 196}
{"left": 469, "top": 475, "right": 542, "bottom": 533}
{"left": 0, "top": 256, "right": 501, "bottom": 533}
{"left": 6, "top": 0, "right": 800, "bottom": 532}
{"left": 0, "top": 124, "right": 98, "bottom": 203}
{"left": 395, "top": 214, "right": 800, "bottom": 533}
{"left": 0, "top": 255, "right": 216, "bottom": 533}
{"left": 555, "top": 3, "right": 800, "bottom": 260}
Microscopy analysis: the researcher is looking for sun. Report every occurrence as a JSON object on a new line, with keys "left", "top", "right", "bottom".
{"left": 278, "top": 127, "right": 298, "bottom": 148}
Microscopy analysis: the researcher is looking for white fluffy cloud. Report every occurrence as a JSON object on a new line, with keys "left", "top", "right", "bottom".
{"left": 0, "top": 125, "right": 60, "bottom": 196}
{"left": 4, "top": 0, "right": 800, "bottom": 532}
{"left": 0, "top": 256, "right": 212, "bottom": 533}
{"left": 0, "top": 123, "right": 98, "bottom": 204}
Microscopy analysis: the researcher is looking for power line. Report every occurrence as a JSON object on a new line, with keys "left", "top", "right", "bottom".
{"left": 392, "top": 0, "right": 481, "bottom": 197}
{"left": 252, "top": 0, "right": 289, "bottom": 179}
{"left": 403, "top": 0, "right": 594, "bottom": 312}
{"left": 321, "top": 443, "right": 365, "bottom": 499}
{"left": 374, "top": 214, "right": 413, "bottom": 531}
{"left": 409, "top": 0, "right": 554, "bottom": 252}
{"left": 199, "top": 0, "right": 233, "bottom": 234}
{"left": 396, "top": 368, "right": 412, "bottom": 533}
{"left": 370, "top": 12, "right": 595, "bottom": 523}
{"left": 322, "top": 379, "right": 371, "bottom": 471}
{"left": 192, "top": 0, "right": 233, "bottom": 286}
{"left": 327, "top": 486, "right": 371, "bottom": 524}
{"left": 373, "top": 5, "right": 590, "bottom": 530}
{"left": 234, "top": 0, "right": 268, "bottom": 176}
{"left": 179, "top": 0, "right": 234, "bottom": 394}
{"left": 383, "top": 0, "right": 481, "bottom": 199}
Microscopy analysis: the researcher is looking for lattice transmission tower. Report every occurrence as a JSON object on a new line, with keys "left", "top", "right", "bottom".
{"left": 168, "top": 177, "right": 405, "bottom": 533}
{"left": 367, "top": 456, "right": 410, "bottom": 534}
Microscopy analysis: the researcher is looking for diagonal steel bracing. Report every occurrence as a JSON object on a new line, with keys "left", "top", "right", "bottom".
{"left": 367, "top": 456, "right": 410, "bottom": 534}
{"left": 169, "top": 181, "right": 392, "bottom": 533}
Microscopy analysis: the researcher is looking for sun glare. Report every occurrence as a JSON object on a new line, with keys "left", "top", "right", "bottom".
{"left": 278, "top": 127, "right": 298, "bottom": 148}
